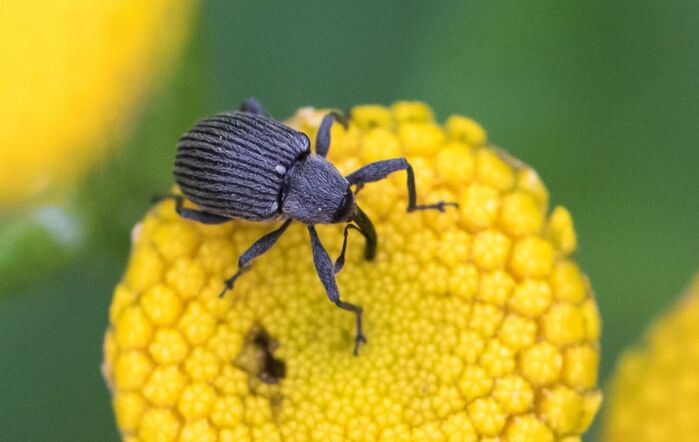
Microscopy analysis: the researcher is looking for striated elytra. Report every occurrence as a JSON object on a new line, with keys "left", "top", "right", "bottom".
{"left": 170, "top": 97, "right": 456, "bottom": 354}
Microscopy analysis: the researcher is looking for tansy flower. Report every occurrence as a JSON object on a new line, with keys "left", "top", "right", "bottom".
{"left": 103, "top": 102, "right": 601, "bottom": 441}
{"left": 603, "top": 273, "right": 699, "bottom": 442}
{"left": 0, "top": 1, "right": 197, "bottom": 207}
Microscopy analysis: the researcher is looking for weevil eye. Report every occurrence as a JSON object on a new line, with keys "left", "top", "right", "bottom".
{"left": 332, "top": 188, "right": 355, "bottom": 222}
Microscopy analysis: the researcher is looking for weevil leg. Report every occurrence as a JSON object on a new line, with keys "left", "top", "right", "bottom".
{"left": 345, "top": 158, "right": 459, "bottom": 213}
{"left": 155, "top": 195, "right": 232, "bottom": 224}
{"left": 316, "top": 111, "right": 347, "bottom": 157}
{"left": 334, "top": 224, "right": 361, "bottom": 273}
{"left": 308, "top": 225, "right": 367, "bottom": 355}
{"left": 220, "top": 219, "right": 293, "bottom": 297}
{"left": 240, "top": 97, "right": 269, "bottom": 116}
{"left": 334, "top": 207, "right": 377, "bottom": 270}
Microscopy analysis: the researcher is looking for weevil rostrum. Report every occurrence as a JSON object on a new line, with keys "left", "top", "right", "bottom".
{"left": 167, "top": 97, "right": 457, "bottom": 354}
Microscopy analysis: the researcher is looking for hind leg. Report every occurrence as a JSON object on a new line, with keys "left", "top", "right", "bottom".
{"left": 155, "top": 195, "right": 232, "bottom": 224}
{"left": 316, "top": 111, "right": 347, "bottom": 157}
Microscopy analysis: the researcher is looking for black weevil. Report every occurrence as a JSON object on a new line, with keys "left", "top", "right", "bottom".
{"left": 167, "top": 98, "right": 456, "bottom": 354}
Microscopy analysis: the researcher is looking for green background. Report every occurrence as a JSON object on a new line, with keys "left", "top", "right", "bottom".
{"left": 1, "top": 2, "right": 698, "bottom": 440}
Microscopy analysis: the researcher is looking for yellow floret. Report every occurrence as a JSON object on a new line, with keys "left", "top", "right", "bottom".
{"left": 435, "top": 143, "right": 476, "bottom": 185}
{"left": 520, "top": 343, "right": 563, "bottom": 386}
{"left": 113, "top": 392, "right": 145, "bottom": 432}
{"left": 472, "top": 230, "right": 511, "bottom": 271}
{"left": 540, "top": 385, "right": 585, "bottom": 434}
{"left": 445, "top": 115, "right": 487, "bottom": 146}
{"left": 392, "top": 101, "right": 434, "bottom": 124}
{"left": 493, "top": 375, "right": 534, "bottom": 413}
{"left": 467, "top": 397, "right": 507, "bottom": 436}
{"left": 475, "top": 150, "right": 515, "bottom": 191}
{"left": 142, "top": 365, "right": 187, "bottom": 407}
{"left": 460, "top": 184, "right": 501, "bottom": 230}
{"left": 547, "top": 207, "right": 577, "bottom": 255}
{"left": 148, "top": 328, "right": 189, "bottom": 365}
{"left": 509, "top": 279, "right": 553, "bottom": 316}
{"left": 550, "top": 261, "right": 587, "bottom": 304}
{"left": 508, "top": 414, "right": 555, "bottom": 441}
{"left": 141, "top": 284, "right": 183, "bottom": 327}
{"left": 178, "top": 382, "right": 216, "bottom": 418}
{"left": 360, "top": 129, "right": 403, "bottom": 164}
{"left": 500, "top": 191, "right": 544, "bottom": 237}
{"left": 603, "top": 273, "right": 699, "bottom": 441}
{"left": 180, "top": 419, "right": 217, "bottom": 442}
{"left": 399, "top": 122, "right": 446, "bottom": 155}
{"left": 498, "top": 314, "right": 537, "bottom": 350}
{"left": 0, "top": 0, "right": 197, "bottom": 205}
{"left": 139, "top": 408, "right": 180, "bottom": 442}
{"left": 511, "top": 236, "right": 554, "bottom": 278}
{"left": 113, "top": 350, "right": 152, "bottom": 391}
{"left": 103, "top": 103, "right": 601, "bottom": 440}
{"left": 115, "top": 305, "right": 153, "bottom": 349}
{"left": 351, "top": 105, "right": 393, "bottom": 129}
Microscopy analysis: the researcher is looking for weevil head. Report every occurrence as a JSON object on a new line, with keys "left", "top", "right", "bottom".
{"left": 281, "top": 154, "right": 355, "bottom": 224}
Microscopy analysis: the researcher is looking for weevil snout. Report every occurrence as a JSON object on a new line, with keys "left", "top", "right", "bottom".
{"left": 331, "top": 187, "right": 356, "bottom": 223}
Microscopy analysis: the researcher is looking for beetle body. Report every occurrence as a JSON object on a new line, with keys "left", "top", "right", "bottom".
{"left": 175, "top": 111, "right": 355, "bottom": 225}
{"left": 174, "top": 112, "right": 311, "bottom": 221}
{"left": 168, "top": 98, "right": 455, "bottom": 355}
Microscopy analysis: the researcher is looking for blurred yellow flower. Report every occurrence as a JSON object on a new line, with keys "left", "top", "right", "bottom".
{"left": 0, "top": 1, "right": 197, "bottom": 207}
{"left": 103, "top": 102, "right": 601, "bottom": 441}
{"left": 603, "top": 273, "right": 699, "bottom": 442}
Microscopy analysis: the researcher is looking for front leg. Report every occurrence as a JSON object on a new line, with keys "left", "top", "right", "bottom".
{"left": 345, "top": 158, "right": 458, "bottom": 212}
{"left": 308, "top": 225, "right": 367, "bottom": 355}
{"left": 334, "top": 224, "right": 362, "bottom": 273}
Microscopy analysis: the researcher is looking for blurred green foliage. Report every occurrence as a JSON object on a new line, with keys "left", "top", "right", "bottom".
{"left": 1, "top": 1, "right": 697, "bottom": 440}
{"left": 0, "top": 209, "right": 79, "bottom": 295}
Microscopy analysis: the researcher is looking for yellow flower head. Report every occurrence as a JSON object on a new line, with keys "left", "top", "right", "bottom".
{"left": 603, "top": 273, "right": 699, "bottom": 442}
{"left": 0, "top": 1, "right": 197, "bottom": 206}
{"left": 103, "top": 102, "right": 601, "bottom": 441}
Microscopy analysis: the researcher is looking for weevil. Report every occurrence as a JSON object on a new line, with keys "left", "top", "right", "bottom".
{"left": 168, "top": 97, "right": 457, "bottom": 354}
